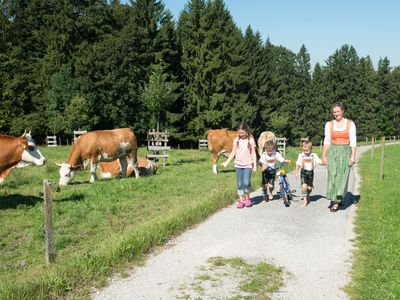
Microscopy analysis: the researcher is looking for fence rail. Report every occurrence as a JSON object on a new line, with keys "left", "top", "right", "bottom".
{"left": 146, "top": 130, "right": 170, "bottom": 166}
{"left": 46, "top": 136, "right": 57, "bottom": 147}
{"left": 198, "top": 139, "right": 208, "bottom": 150}
{"left": 276, "top": 137, "right": 287, "bottom": 157}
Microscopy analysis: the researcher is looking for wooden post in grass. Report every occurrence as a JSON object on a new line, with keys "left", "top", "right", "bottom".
{"left": 43, "top": 180, "right": 55, "bottom": 265}
{"left": 380, "top": 137, "right": 385, "bottom": 181}
{"left": 371, "top": 137, "right": 375, "bottom": 159}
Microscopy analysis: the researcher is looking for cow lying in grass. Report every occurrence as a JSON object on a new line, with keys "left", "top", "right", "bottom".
{"left": 57, "top": 128, "right": 139, "bottom": 186}
{"left": 98, "top": 157, "right": 157, "bottom": 178}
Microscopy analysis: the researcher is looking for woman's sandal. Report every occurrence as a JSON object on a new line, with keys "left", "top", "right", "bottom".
{"left": 330, "top": 203, "right": 340, "bottom": 212}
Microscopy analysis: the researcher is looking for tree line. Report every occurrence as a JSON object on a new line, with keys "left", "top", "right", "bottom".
{"left": 1, "top": 0, "right": 399, "bottom": 146}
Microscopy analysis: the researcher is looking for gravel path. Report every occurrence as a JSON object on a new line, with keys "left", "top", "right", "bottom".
{"left": 93, "top": 146, "right": 370, "bottom": 300}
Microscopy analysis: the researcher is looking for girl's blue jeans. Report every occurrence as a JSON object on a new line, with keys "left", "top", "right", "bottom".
{"left": 234, "top": 167, "right": 252, "bottom": 196}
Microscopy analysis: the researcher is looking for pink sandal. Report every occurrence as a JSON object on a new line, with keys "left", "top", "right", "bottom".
{"left": 244, "top": 198, "right": 252, "bottom": 207}
{"left": 236, "top": 201, "right": 245, "bottom": 209}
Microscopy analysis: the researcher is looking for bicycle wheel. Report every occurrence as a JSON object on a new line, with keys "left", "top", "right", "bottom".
{"left": 280, "top": 184, "right": 290, "bottom": 207}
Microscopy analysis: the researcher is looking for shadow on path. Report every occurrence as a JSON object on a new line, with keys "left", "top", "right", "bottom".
{"left": 341, "top": 192, "right": 360, "bottom": 210}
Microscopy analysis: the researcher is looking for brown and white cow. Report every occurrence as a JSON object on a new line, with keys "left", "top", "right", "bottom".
{"left": 257, "top": 131, "right": 277, "bottom": 155}
{"left": 57, "top": 128, "right": 139, "bottom": 186}
{"left": 98, "top": 157, "right": 157, "bottom": 179}
{"left": 0, "top": 131, "right": 46, "bottom": 185}
{"left": 207, "top": 129, "right": 239, "bottom": 174}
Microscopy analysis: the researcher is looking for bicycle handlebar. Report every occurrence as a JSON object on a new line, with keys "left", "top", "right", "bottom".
{"left": 263, "top": 160, "right": 291, "bottom": 171}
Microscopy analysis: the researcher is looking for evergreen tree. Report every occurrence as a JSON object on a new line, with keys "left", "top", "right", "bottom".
{"left": 2, "top": 0, "right": 49, "bottom": 135}
{"left": 177, "top": 0, "right": 207, "bottom": 139}
{"left": 201, "top": 0, "right": 249, "bottom": 131}
{"left": 266, "top": 45, "right": 298, "bottom": 142}
{"left": 241, "top": 27, "right": 267, "bottom": 135}
{"left": 376, "top": 57, "right": 397, "bottom": 136}
{"left": 0, "top": 2, "right": 11, "bottom": 132}
{"left": 391, "top": 66, "right": 400, "bottom": 136}
{"left": 153, "top": 10, "right": 184, "bottom": 138}
{"left": 291, "top": 44, "right": 312, "bottom": 143}
{"left": 355, "top": 56, "right": 381, "bottom": 140}
{"left": 130, "top": 0, "right": 165, "bottom": 82}
{"left": 309, "top": 63, "right": 330, "bottom": 144}
{"left": 178, "top": 0, "right": 249, "bottom": 139}
{"left": 324, "top": 44, "right": 360, "bottom": 120}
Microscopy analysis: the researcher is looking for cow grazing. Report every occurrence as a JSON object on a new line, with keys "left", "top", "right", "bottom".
{"left": 98, "top": 157, "right": 157, "bottom": 179}
{"left": 257, "top": 131, "right": 277, "bottom": 155}
{"left": 207, "top": 129, "right": 239, "bottom": 174}
{"left": 0, "top": 131, "right": 46, "bottom": 185}
{"left": 57, "top": 128, "right": 140, "bottom": 186}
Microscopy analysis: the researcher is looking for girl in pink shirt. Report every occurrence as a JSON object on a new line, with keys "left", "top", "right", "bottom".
{"left": 221, "top": 122, "right": 257, "bottom": 208}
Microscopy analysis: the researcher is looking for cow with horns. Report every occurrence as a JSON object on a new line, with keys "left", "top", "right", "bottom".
{"left": 0, "top": 131, "right": 47, "bottom": 185}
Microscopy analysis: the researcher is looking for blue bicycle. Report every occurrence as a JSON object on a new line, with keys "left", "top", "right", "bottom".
{"left": 267, "top": 161, "right": 294, "bottom": 207}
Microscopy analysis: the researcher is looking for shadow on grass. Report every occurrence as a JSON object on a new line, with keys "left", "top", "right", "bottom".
{"left": 218, "top": 169, "right": 235, "bottom": 173}
{"left": 173, "top": 157, "right": 208, "bottom": 165}
{"left": 0, "top": 194, "right": 42, "bottom": 209}
{"left": 56, "top": 193, "right": 86, "bottom": 202}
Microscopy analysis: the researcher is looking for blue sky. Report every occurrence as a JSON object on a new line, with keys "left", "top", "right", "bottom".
{"left": 157, "top": 0, "right": 399, "bottom": 69}
{"left": 121, "top": 0, "right": 400, "bottom": 67}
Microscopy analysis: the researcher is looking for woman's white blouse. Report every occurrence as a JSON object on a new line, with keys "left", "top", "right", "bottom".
{"left": 324, "top": 118, "right": 356, "bottom": 147}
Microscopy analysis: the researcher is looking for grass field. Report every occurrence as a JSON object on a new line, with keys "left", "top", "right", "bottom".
{"left": 0, "top": 145, "right": 297, "bottom": 299}
{"left": 346, "top": 144, "right": 400, "bottom": 299}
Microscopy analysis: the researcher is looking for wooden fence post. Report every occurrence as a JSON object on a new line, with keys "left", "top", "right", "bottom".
{"left": 380, "top": 137, "right": 385, "bottom": 181}
{"left": 371, "top": 136, "right": 375, "bottom": 159}
{"left": 43, "top": 180, "right": 55, "bottom": 265}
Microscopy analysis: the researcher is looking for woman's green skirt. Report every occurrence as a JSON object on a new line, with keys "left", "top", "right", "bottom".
{"left": 326, "top": 144, "right": 351, "bottom": 203}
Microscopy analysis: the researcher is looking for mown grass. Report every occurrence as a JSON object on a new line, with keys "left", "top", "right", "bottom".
{"left": 177, "top": 256, "right": 283, "bottom": 299}
{"left": 0, "top": 147, "right": 297, "bottom": 299}
{"left": 0, "top": 147, "right": 235, "bottom": 298}
{"left": 346, "top": 144, "right": 400, "bottom": 300}
{"left": 0, "top": 145, "right": 298, "bottom": 299}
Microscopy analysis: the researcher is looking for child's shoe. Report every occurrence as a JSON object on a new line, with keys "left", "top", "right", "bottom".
{"left": 244, "top": 198, "right": 252, "bottom": 207}
{"left": 236, "top": 201, "right": 245, "bottom": 209}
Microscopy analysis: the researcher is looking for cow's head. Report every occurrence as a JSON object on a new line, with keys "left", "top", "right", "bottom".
{"left": 21, "top": 131, "right": 47, "bottom": 166}
{"left": 57, "top": 163, "right": 78, "bottom": 186}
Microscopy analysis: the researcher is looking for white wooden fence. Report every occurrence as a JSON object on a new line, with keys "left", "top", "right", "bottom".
{"left": 46, "top": 136, "right": 57, "bottom": 147}
{"left": 198, "top": 139, "right": 208, "bottom": 150}
{"left": 146, "top": 130, "right": 170, "bottom": 166}
{"left": 276, "top": 137, "right": 287, "bottom": 157}
{"left": 73, "top": 130, "right": 87, "bottom": 143}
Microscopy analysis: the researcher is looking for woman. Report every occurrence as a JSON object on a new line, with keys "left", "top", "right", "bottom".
{"left": 221, "top": 122, "right": 257, "bottom": 208}
{"left": 322, "top": 102, "right": 356, "bottom": 212}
